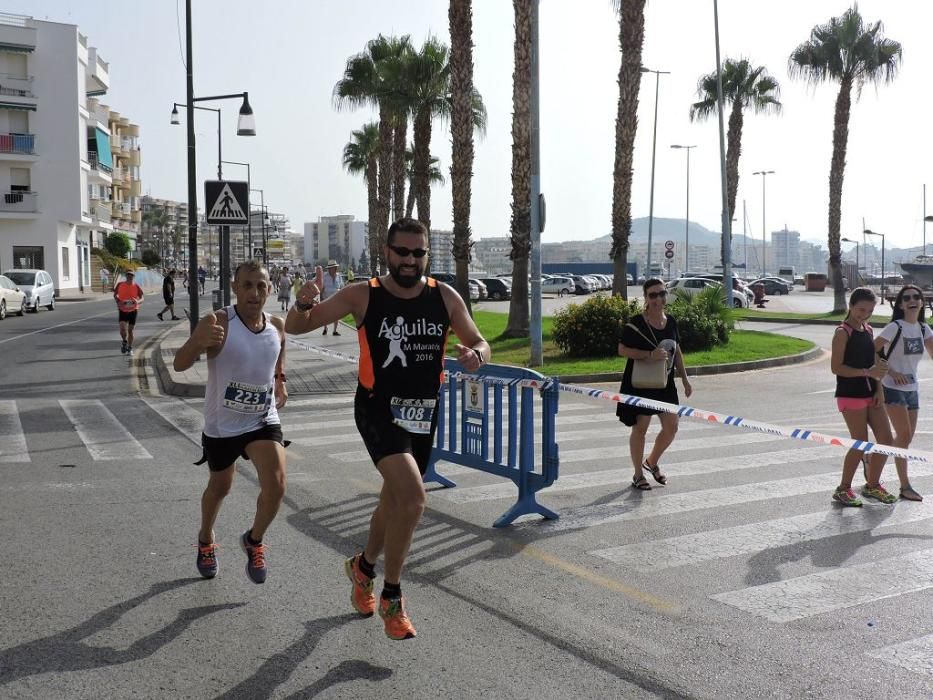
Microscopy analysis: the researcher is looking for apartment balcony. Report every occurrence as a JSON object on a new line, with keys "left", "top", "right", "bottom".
{"left": 92, "top": 200, "right": 111, "bottom": 224}
{"left": 87, "top": 152, "right": 113, "bottom": 184}
{"left": 0, "top": 73, "right": 34, "bottom": 99}
{"left": 0, "top": 190, "right": 37, "bottom": 215}
{"left": 86, "top": 47, "right": 110, "bottom": 95}
{"left": 0, "top": 14, "right": 36, "bottom": 53}
{"left": 131, "top": 209, "right": 141, "bottom": 223}
{"left": 127, "top": 147, "right": 140, "bottom": 167}
{"left": 129, "top": 179, "right": 141, "bottom": 197}
{"left": 0, "top": 132, "right": 35, "bottom": 155}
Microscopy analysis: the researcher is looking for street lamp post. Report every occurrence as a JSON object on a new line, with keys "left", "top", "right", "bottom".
{"left": 752, "top": 170, "right": 775, "bottom": 277}
{"left": 175, "top": 0, "right": 256, "bottom": 329}
{"left": 222, "top": 159, "right": 252, "bottom": 262}
{"left": 642, "top": 66, "right": 670, "bottom": 279}
{"left": 841, "top": 236, "right": 859, "bottom": 285}
{"left": 863, "top": 229, "right": 885, "bottom": 294}
{"left": 670, "top": 144, "right": 696, "bottom": 273}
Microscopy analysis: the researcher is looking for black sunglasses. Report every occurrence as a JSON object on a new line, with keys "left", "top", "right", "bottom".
{"left": 647, "top": 290, "right": 668, "bottom": 299}
{"left": 388, "top": 245, "right": 429, "bottom": 258}
{"left": 901, "top": 293, "right": 922, "bottom": 301}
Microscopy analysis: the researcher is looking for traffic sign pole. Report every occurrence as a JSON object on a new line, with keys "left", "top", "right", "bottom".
{"left": 204, "top": 180, "right": 249, "bottom": 309}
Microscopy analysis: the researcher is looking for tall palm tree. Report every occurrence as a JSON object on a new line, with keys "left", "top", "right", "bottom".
{"left": 404, "top": 147, "right": 445, "bottom": 218}
{"left": 504, "top": 0, "right": 532, "bottom": 337}
{"left": 343, "top": 123, "right": 381, "bottom": 276}
{"left": 449, "top": 0, "right": 476, "bottom": 312}
{"left": 334, "top": 35, "right": 412, "bottom": 273}
{"left": 789, "top": 6, "right": 902, "bottom": 312}
{"left": 690, "top": 58, "right": 782, "bottom": 267}
{"left": 609, "top": 0, "right": 647, "bottom": 299}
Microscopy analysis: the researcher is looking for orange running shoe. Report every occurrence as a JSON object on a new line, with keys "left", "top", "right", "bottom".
{"left": 379, "top": 596, "right": 417, "bottom": 640}
{"left": 344, "top": 554, "right": 376, "bottom": 617}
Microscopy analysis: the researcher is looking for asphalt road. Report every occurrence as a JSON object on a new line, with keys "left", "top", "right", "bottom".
{"left": 1, "top": 291, "right": 932, "bottom": 698}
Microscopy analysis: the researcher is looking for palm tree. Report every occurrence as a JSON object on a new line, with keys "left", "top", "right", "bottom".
{"left": 334, "top": 35, "right": 412, "bottom": 273}
{"left": 789, "top": 6, "right": 902, "bottom": 312}
{"left": 609, "top": 0, "right": 647, "bottom": 299}
{"left": 142, "top": 206, "right": 170, "bottom": 261}
{"left": 449, "top": 0, "right": 476, "bottom": 311}
{"left": 504, "top": 0, "right": 532, "bottom": 337}
{"left": 690, "top": 58, "right": 782, "bottom": 267}
{"left": 343, "top": 123, "right": 381, "bottom": 276}
{"left": 404, "top": 147, "right": 445, "bottom": 218}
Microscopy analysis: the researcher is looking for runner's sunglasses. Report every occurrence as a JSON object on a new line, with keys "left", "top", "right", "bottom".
{"left": 388, "top": 245, "right": 429, "bottom": 258}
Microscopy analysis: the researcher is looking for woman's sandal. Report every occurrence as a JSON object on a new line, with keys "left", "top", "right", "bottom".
{"left": 643, "top": 459, "right": 667, "bottom": 485}
{"left": 900, "top": 485, "right": 923, "bottom": 502}
{"left": 632, "top": 474, "right": 652, "bottom": 491}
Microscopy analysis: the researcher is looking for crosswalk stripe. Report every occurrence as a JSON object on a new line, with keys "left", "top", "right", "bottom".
{"left": 0, "top": 400, "right": 28, "bottom": 463}
{"left": 60, "top": 400, "right": 152, "bottom": 461}
{"left": 560, "top": 430, "right": 782, "bottom": 461}
{"left": 535, "top": 464, "right": 933, "bottom": 532}
{"left": 285, "top": 396, "right": 355, "bottom": 407}
{"left": 711, "top": 548, "right": 933, "bottom": 623}
{"left": 590, "top": 501, "right": 933, "bottom": 571}
{"left": 868, "top": 633, "right": 933, "bottom": 678}
{"left": 142, "top": 396, "right": 203, "bottom": 444}
{"left": 290, "top": 432, "right": 361, "bottom": 447}
{"left": 436, "top": 445, "right": 842, "bottom": 504}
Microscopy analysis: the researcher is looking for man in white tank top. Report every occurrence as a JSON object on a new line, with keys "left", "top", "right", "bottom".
{"left": 174, "top": 261, "right": 288, "bottom": 584}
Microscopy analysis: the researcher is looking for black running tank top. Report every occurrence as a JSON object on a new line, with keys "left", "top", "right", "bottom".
{"left": 358, "top": 278, "right": 450, "bottom": 402}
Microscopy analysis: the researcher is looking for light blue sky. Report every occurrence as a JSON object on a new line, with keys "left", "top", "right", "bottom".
{"left": 17, "top": 1, "right": 933, "bottom": 252}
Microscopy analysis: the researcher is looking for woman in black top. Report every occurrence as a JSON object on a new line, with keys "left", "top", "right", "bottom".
{"left": 617, "top": 279, "right": 693, "bottom": 490}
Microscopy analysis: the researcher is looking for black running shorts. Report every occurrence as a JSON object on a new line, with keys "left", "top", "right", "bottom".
{"left": 354, "top": 386, "right": 438, "bottom": 475}
{"left": 118, "top": 310, "right": 138, "bottom": 325}
{"left": 199, "top": 423, "right": 284, "bottom": 472}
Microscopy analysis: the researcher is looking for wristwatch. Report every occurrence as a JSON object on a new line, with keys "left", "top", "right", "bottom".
{"left": 294, "top": 298, "right": 314, "bottom": 312}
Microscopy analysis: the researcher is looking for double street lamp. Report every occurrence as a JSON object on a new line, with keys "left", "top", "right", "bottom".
{"left": 670, "top": 144, "right": 696, "bottom": 272}
{"left": 752, "top": 170, "right": 775, "bottom": 277}
{"left": 863, "top": 228, "right": 885, "bottom": 293}
{"left": 641, "top": 66, "right": 670, "bottom": 278}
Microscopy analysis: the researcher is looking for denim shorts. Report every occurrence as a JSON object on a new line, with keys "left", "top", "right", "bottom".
{"left": 883, "top": 385, "right": 920, "bottom": 411}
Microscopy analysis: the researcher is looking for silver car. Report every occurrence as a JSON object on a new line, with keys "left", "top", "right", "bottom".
{"left": 3, "top": 269, "right": 55, "bottom": 312}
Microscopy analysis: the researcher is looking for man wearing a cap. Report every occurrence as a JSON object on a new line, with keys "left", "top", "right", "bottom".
{"left": 113, "top": 269, "right": 144, "bottom": 355}
{"left": 321, "top": 260, "right": 344, "bottom": 335}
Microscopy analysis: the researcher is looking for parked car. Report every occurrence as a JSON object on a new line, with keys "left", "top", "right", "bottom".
{"left": 542, "top": 275, "right": 574, "bottom": 296}
{"left": 683, "top": 274, "right": 754, "bottom": 305}
{"left": 749, "top": 277, "right": 791, "bottom": 295}
{"left": 480, "top": 277, "right": 511, "bottom": 300}
{"left": 467, "top": 278, "right": 487, "bottom": 302}
{"left": 431, "top": 272, "right": 456, "bottom": 285}
{"left": 0, "top": 274, "right": 26, "bottom": 319}
{"left": 666, "top": 277, "right": 747, "bottom": 307}
{"left": 3, "top": 269, "right": 55, "bottom": 311}
{"left": 569, "top": 275, "right": 595, "bottom": 295}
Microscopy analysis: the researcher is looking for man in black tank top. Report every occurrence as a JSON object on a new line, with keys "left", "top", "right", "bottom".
{"left": 286, "top": 218, "right": 490, "bottom": 641}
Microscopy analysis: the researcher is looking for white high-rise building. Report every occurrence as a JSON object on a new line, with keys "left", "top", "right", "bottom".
{"left": 771, "top": 228, "right": 801, "bottom": 273}
{"left": 0, "top": 14, "right": 120, "bottom": 293}
{"left": 304, "top": 215, "right": 368, "bottom": 270}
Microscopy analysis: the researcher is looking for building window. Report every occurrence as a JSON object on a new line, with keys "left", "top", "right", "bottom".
{"left": 61, "top": 247, "right": 70, "bottom": 280}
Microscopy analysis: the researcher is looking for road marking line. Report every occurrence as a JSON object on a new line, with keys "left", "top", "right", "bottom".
{"left": 711, "top": 548, "right": 933, "bottom": 623}
{"left": 141, "top": 396, "right": 204, "bottom": 446}
{"left": 868, "top": 633, "right": 933, "bottom": 678}
{"left": 560, "top": 430, "right": 781, "bottom": 460}
{"left": 591, "top": 501, "right": 933, "bottom": 571}
{"left": 534, "top": 464, "right": 933, "bottom": 532}
{"left": 60, "top": 399, "right": 152, "bottom": 460}
{"left": 0, "top": 400, "right": 29, "bottom": 463}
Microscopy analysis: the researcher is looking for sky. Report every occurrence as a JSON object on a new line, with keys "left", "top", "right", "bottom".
{"left": 17, "top": 1, "right": 933, "bottom": 252}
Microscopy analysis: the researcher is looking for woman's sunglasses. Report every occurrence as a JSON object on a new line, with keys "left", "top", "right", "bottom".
{"left": 647, "top": 290, "right": 668, "bottom": 299}
{"left": 388, "top": 245, "right": 429, "bottom": 258}
{"left": 901, "top": 293, "right": 923, "bottom": 302}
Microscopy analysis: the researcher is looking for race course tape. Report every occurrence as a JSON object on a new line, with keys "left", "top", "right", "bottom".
{"left": 285, "top": 338, "right": 933, "bottom": 464}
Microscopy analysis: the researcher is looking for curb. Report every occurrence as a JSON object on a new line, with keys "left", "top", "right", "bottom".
{"left": 152, "top": 322, "right": 206, "bottom": 398}
{"left": 554, "top": 345, "right": 825, "bottom": 385}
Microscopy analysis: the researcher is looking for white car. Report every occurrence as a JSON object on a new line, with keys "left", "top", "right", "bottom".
{"left": 3, "top": 269, "right": 55, "bottom": 312}
{"left": 666, "top": 277, "right": 748, "bottom": 307}
{"left": 542, "top": 276, "right": 574, "bottom": 296}
{"left": 0, "top": 274, "right": 26, "bottom": 319}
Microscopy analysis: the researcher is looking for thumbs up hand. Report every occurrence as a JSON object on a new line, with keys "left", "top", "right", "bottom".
{"left": 296, "top": 266, "right": 324, "bottom": 308}
{"left": 456, "top": 343, "right": 482, "bottom": 371}
{"left": 194, "top": 312, "right": 225, "bottom": 350}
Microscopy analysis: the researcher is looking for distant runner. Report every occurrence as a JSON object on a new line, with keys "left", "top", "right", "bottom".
{"left": 113, "top": 269, "right": 144, "bottom": 356}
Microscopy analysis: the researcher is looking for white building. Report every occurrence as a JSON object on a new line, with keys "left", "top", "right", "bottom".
{"left": 771, "top": 228, "right": 800, "bottom": 274}
{"left": 304, "top": 215, "right": 367, "bottom": 271}
{"left": 0, "top": 14, "right": 118, "bottom": 293}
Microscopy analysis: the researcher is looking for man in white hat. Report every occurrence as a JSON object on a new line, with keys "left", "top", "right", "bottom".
{"left": 321, "top": 260, "right": 344, "bottom": 335}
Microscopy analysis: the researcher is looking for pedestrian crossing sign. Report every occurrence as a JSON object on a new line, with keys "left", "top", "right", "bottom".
{"left": 204, "top": 180, "right": 249, "bottom": 224}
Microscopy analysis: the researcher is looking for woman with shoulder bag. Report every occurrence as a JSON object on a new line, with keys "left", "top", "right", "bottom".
{"left": 616, "top": 278, "right": 693, "bottom": 490}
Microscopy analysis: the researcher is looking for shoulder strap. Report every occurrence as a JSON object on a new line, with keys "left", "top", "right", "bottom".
{"left": 880, "top": 321, "right": 903, "bottom": 360}
{"left": 625, "top": 322, "right": 658, "bottom": 348}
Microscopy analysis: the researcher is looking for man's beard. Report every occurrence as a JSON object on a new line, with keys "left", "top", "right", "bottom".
{"left": 388, "top": 263, "right": 423, "bottom": 288}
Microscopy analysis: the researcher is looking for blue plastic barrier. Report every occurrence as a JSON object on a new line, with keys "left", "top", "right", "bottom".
{"left": 425, "top": 359, "right": 560, "bottom": 527}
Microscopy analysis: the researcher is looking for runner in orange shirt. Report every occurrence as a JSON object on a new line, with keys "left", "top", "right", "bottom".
{"left": 113, "top": 270, "right": 144, "bottom": 355}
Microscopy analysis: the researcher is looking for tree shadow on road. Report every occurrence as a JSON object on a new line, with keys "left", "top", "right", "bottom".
{"left": 0, "top": 577, "right": 243, "bottom": 686}
{"left": 215, "top": 614, "right": 390, "bottom": 699}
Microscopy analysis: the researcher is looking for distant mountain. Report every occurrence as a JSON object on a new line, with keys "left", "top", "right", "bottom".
{"left": 593, "top": 217, "right": 754, "bottom": 248}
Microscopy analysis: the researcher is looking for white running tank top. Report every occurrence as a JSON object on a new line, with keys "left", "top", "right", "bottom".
{"left": 203, "top": 306, "right": 281, "bottom": 437}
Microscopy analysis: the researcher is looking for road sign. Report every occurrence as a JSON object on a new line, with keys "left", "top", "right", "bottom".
{"left": 665, "top": 240, "right": 675, "bottom": 250}
{"left": 252, "top": 247, "right": 264, "bottom": 259}
{"left": 204, "top": 180, "right": 249, "bottom": 224}
{"left": 665, "top": 250, "right": 675, "bottom": 259}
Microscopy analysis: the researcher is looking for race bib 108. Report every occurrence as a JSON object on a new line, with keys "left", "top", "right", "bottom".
{"left": 390, "top": 397, "right": 436, "bottom": 434}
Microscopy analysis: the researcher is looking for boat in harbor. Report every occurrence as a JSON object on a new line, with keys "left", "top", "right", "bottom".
{"left": 898, "top": 255, "right": 933, "bottom": 288}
